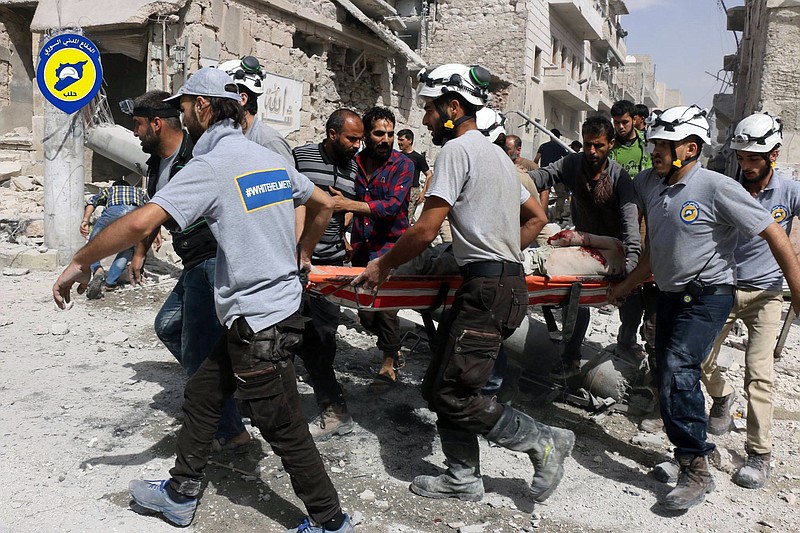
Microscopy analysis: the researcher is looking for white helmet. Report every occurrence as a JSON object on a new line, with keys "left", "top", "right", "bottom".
{"left": 219, "top": 56, "right": 264, "bottom": 96}
{"left": 646, "top": 105, "right": 711, "bottom": 145}
{"left": 730, "top": 113, "right": 782, "bottom": 153}
{"left": 416, "top": 63, "right": 491, "bottom": 107}
{"left": 475, "top": 107, "right": 506, "bottom": 143}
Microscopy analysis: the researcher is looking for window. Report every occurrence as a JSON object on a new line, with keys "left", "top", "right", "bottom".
{"left": 551, "top": 38, "right": 558, "bottom": 64}
{"left": 572, "top": 54, "right": 578, "bottom": 79}
{"left": 561, "top": 46, "right": 568, "bottom": 69}
{"left": 533, "top": 46, "right": 542, "bottom": 79}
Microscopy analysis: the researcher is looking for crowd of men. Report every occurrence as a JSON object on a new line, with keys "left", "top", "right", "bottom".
{"left": 53, "top": 56, "right": 800, "bottom": 530}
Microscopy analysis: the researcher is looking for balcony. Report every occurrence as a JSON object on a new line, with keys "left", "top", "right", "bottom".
{"left": 548, "top": 0, "right": 603, "bottom": 41}
{"left": 713, "top": 93, "right": 735, "bottom": 123}
{"left": 350, "top": 0, "right": 397, "bottom": 18}
{"left": 642, "top": 87, "right": 659, "bottom": 110}
{"left": 591, "top": 18, "right": 627, "bottom": 65}
{"left": 542, "top": 66, "right": 595, "bottom": 112}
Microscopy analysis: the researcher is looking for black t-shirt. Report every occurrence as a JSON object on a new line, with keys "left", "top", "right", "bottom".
{"left": 536, "top": 140, "right": 569, "bottom": 168}
{"left": 403, "top": 150, "right": 430, "bottom": 187}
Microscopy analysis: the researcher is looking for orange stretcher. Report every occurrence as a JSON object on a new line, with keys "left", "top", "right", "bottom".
{"left": 307, "top": 265, "right": 613, "bottom": 311}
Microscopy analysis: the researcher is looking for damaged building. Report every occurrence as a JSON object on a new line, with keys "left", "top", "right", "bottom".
{"left": 713, "top": 0, "right": 800, "bottom": 176}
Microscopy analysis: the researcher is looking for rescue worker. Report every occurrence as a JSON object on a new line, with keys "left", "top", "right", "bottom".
{"left": 53, "top": 68, "right": 354, "bottom": 533}
{"left": 125, "top": 90, "right": 250, "bottom": 453}
{"left": 701, "top": 113, "right": 800, "bottom": 489}
{"left": 354, "top": 64, "right": 571, "bottom": 505}
{"left": 219, "top": 56, "right": 293, "bottom": 164}
{"left": 609, "top": 105, "right": 800, "bottom": 511}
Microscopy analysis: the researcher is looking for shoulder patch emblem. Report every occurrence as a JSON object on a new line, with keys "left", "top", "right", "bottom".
{"left": 680, "top": 201, "right": 700, "bottom": 225}
{"left": 771, "top": 204, "right": 788, "bottom": 223}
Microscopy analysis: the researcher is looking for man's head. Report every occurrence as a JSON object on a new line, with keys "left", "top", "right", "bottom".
{"left": 504, "top": 134, "right": 522, "bottom": 161}
{"left": 633, "top": 104, "right": 649, "bottom": 131}
{"left": 580, "top": 116, "right": 615, "bottom": 171}
{"left": 646, "top": 105, "right": 711, "bottom": 178}
{"left": 361, "top": 107, "right": 396, "bottom": 162}
{"left": 550, "top": 129, "right": 561, "bottom": 139}
{"left": 610, "top": 99, "right": 636, "bottom": 141}
{"left": 475, "top": 107, "right": 506, "bottom": 148}
{"left": 219, "top": 56, "right": 264, "bottom": 117}
{"left": 397, "top": 129, "right": 414, "bottom": 153}
{"left": 570, "top": 140, "right": 582, "bottom": 152}
{"left": 324, "top": 108, "right": 363, "bottom": 164}
{"left": 417, "top": 63, "right": 490, "bottom": 146}
{"left": 730, "top": 112, "right": 783, "bottom": 183}
{"left": 123, "top": 90, "right": 182, "bottom": 155}
{"left": 111, "top": 179, "right": 130, "bottom": 187}
{"left": 165, "top": 67, "right": 244, "bottom": 142}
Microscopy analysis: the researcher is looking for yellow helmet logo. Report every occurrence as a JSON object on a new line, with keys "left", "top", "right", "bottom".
{"left": 772, "top": 205, "right": 788, "bottom": 223}
{"left": 680, "top": 201, "right": 700, "bottom": 224}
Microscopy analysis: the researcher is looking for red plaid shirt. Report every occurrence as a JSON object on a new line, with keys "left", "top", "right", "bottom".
{"left": 350, "top": 150, "right": 413, "bottom": 266}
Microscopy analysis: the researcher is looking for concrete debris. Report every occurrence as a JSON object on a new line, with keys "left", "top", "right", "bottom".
{"left": 630, "top": 432, "right": 664, "bottom": 449}
{"left": 103, "top": 331, "right": 129, "bottom": 344}
{"left": 10, "top": 176, "right": 35, "bottom": 192}
{"left": 710, "top": 447, "right": 735, "bottom": 473}
{"left": 447, "top": 522, "right": 466, "bottom": 529}
{"left": 50, "top": 323, "right": 69, "bottom": 336}
{"left": 458, "top": 524, "right": 486, "bottom": 533}
{"left": 358, "top": 489, "right": 376, "bottom": 501}
{"left": 349, "top": 511, "right": 363, "bottom": 526}
{"left": 373, "top": 500, "right": 389, "bottom": 510}
{"left": 0, "top": 162, "right": 22, "bottom": 181}
{"left": 3, "top": 267, "right": 29, "bottom": 276}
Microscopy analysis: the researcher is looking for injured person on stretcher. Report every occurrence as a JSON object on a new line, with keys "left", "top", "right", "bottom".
{"left": 393, "top": 225, "right": 625, "bottom": 279}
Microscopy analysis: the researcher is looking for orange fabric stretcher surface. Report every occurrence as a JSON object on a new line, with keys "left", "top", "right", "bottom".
{"left": 307, "top": 265, "right": 613, "bottom": 311}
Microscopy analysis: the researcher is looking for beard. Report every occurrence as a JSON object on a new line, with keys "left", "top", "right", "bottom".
{"left": 331, "top": 138, "right": 358, "bottom": 163}
{"left": 139, "top": 134, "right": 159, "bottom": 155}
{"left": 365, "top": 141, "right": 392, "bottom": 162}
{"left": 184, "top": 108, "right": 205, "bottom": 143}
{"left": 741, "top": 163, "right": 771, "bottom": 183}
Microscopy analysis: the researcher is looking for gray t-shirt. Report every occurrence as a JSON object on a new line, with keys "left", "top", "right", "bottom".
{"left": 426, "top": 130, "right": 529, "bottom": 266}
{"left": 529, "top": 152, "right": 640, "bottom": 267}
{"left": 634, "top": 164, "right": 774, "bottom": 292}
{"left": 151, "top": 119, "right": 315, "bottom": 332}
{"left": 247, "top": 119, "right": 295, "bottom": 168}
{"left": 156, "top": 145, "right": 179, "bottom": 193}
{"left": 735, "top": 170, "right": 800, "bottom": 291}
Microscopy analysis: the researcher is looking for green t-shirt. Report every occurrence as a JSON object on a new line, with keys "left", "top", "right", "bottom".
{"left": 610, "top": 130, "right": 652, "bottom": 177}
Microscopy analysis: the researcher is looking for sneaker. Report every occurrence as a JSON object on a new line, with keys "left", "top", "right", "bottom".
{"left": 285, "top": 513, "right": 355, "bottom": 532}
{"left": 129, "top": 479, "right": 197, "bottom": 527}
{"left": 708, "top": 392, "right": 736, "bottom": 435}
{"left": 309, "top": 405, "right": 354, "bottom": 440}
{"left": 86, "top": 271, "right": 106, "bottom": 300}
{"left": 733, "top": 452, "right": 771, "bottom": 489}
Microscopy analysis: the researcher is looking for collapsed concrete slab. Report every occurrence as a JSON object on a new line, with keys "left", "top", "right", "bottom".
{"left": 30, "top": 0, "right": 188, "bottom": 31}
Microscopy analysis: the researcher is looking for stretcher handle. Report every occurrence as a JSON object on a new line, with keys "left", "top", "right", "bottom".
{"left": 353, "top": 283, "right": 378, "bottom": 310}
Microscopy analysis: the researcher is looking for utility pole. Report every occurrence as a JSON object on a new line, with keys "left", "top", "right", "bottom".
{"left": 41, "top": 28, "right": 86, "bottom": 264}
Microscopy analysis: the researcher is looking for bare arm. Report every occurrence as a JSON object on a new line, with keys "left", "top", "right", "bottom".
{"left": 762, "top": 221, "right": 800, "bottom": 315}
{"left": 295, "top": 206, "right": 306, "bottom": 244}
{"left": 54, "top": 203, "right": 172, "bottom": 308}
{"left": 418, "top": 169, "right": 434, "bottom": 202}
{"left": 79, "top": 205, "right": 96, "bottom": 237}
{"left": 520, "top": 195, "right": 548, "bottom": 249}
{"left": 608, "top": 246, "right": 652, "bottom": 305}
{"left": 128, "top": 228, "right": 160, "bottom": 285}
{"left": 298, "top": 187, "right": 335, "bottom": 270}
{"left": 539, "top": 188, "right": 550, "bottom": 210}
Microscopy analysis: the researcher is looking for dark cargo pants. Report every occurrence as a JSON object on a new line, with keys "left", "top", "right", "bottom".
{"left": 168, "top": 312, "right": 341, "bottom": 524}
{"left": 422, "top": 273, "right": 528, "bottom": 433}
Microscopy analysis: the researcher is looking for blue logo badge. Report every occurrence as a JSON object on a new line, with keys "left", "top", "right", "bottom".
{"left": 37, "top": 34, "right": 103, "bottom": 114}
{"left": 680, "top": 201, "right": 700, "bottom": 225}
{"left": 236, "top": 169, "right": 293, "bottom": 213}
{"left": 771, "top": 205, "right": 788, "bottom": 223}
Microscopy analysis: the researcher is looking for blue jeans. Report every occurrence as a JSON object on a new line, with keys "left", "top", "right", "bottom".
{"left": 155, "top": 258, "right": 245, "bottom": 440}
{"left": 655, "top": 291, "right": 734, "bottom": 457}
{"left": 89, "top": 204, "right": 136, "bottom": 285}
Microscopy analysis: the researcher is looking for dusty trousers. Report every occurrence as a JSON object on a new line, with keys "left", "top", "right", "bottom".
{"left": 422, "top": 271, "right": 528, "bottom": 433}
{"left": 168, "top": 313, "right": 341, "bottom": 525}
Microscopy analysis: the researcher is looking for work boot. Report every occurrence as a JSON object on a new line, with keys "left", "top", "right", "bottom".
{"left": 486, "top": 406, "right": 575, "bottom": 502}
{"left": 663, "top": 455, "right": 715, "bottom": 511}
{"left": 733, "top": 452, "right": 771, "bottom": 489}
{"left": 707, "top": 392, "right": 735, "bottom": 435}
{"left": 410, "top": 428, "right": 484, "bottom": 502}
{"left": 308, "top": 404, "right": 354, "bottom": 440}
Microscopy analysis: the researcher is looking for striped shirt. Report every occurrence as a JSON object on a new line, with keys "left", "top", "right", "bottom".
{"left": 292, "top": 142, "right": 358, "bottom": 264}
{"left": 88, "top": 184, "right": 148, "bottom": 208}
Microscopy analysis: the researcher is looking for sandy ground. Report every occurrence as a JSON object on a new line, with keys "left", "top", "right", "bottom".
{"left": 1, "top": 268, "right": 800, "bottom": 533}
